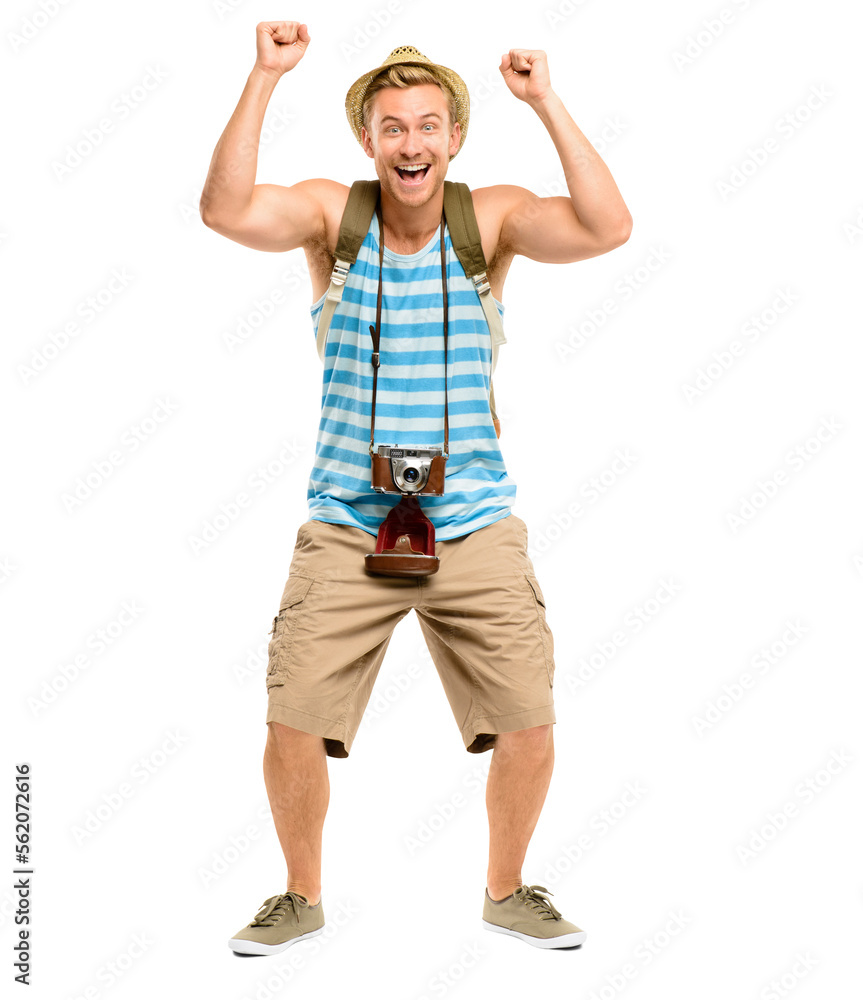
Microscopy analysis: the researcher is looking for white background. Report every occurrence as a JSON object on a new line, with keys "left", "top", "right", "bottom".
{"left": 4, "top": 0, "right": 863, "bottom": 997}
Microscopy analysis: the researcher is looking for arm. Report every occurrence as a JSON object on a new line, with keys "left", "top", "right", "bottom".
{"left": 494, "top": 48, "right": 632, "bottom": 263}
{"left": 199, "top": 20, "right": 326, "bottom": 252}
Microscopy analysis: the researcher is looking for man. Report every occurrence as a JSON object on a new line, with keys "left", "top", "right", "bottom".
{"left": 200, "top": 20, "right": 631, "bottom": 955}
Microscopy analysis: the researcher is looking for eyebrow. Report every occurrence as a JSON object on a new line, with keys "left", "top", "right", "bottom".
{"left": 378, "top": 112, "right": 443, "bottom": 125}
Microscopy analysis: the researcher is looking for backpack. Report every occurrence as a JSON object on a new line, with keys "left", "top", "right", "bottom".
{"left": 314, "top": 179, "right": 506, "bottom": 438}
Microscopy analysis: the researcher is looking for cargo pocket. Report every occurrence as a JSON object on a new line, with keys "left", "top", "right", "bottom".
{"left": 266, "top": 575, "right": 314, "bottom": 690}
{"left": 526, "top": 574, "right": 555, "bottom": 688}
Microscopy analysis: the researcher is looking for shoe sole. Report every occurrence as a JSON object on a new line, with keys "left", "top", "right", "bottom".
{"left": 228, "top": 927, "right": 324, "bottom": 956}
{"left": 482, "top": 919, "right": 586, "bottom": 949}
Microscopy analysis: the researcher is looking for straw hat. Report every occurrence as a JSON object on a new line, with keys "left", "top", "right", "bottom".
{"left": 345, "top": 45, "right": 470, "bottom": 159}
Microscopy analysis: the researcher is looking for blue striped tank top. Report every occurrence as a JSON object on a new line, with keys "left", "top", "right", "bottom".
{"left": 306, "top": 209, "right": 517, "bottom": 540}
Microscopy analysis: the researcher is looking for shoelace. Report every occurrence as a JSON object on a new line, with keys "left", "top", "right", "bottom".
{"left": 250, "top": 892, "right": 310, "bottom": 928}
{"left": 514, "top": 884, "right": 562, "bottom": 921}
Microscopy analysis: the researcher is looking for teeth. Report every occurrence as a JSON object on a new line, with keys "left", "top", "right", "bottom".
{"left": 399, "top": 164, "right": 428, "bottom": 172}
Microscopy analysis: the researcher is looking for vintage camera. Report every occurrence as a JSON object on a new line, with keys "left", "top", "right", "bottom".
{"left": 371, "top": 445, "right": 447, "bottom": 496}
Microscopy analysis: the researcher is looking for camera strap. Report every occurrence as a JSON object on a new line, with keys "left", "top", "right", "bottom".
{"left": 368, "top": 197, "right": 449, "bottom": 459}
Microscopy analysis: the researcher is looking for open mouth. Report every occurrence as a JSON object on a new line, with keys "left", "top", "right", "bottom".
{"left": 395, "top": 164, "right": 430, "bottom": 186}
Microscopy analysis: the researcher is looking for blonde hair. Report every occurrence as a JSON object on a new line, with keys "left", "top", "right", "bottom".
{"left": 362, "top": 65, "right": 457, "bottom": 137}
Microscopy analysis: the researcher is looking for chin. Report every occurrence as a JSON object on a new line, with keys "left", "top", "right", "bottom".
{"left": 381, "top": 171, "right": 444, "bottom": 208}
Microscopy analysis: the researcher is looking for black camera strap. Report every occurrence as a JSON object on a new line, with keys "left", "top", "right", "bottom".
{"left": 368, "top": 197, "right": 449, "bottom": 458}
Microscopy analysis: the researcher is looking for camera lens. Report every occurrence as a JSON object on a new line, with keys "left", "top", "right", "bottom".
{"left": 404, "top": 467, "right": 420, "bottom": 483}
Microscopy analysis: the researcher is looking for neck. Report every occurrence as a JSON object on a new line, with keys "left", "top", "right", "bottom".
{"left": 379, "top": 187, "right": 444, "bottom": 251}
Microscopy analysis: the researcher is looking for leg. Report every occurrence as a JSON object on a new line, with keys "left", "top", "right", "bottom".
{"left": 263, "top": 721, "right": 329, "bottom": 905}
{"left": 485, "top": 723, "right": 554, "bottom": 900}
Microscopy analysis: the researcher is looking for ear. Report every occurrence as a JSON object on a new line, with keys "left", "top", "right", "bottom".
{"left": 361, "top": 125, "right": 375, "bottom": 159}
{"left": 449, "top": 121, "right": 461, "bottom": 157}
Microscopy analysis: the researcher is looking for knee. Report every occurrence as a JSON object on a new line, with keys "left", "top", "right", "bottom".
{"left": 266, "top": 721, "right": 324, "bottom": 754}
{"left": 495, "top": 724, "right": 553, "bottom": 756}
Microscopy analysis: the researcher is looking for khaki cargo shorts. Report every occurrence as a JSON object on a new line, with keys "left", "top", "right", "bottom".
{"left": 264, "top": 513, "right": 556, "bottom": 758}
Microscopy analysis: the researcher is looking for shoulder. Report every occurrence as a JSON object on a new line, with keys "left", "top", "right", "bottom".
{"left": 298, "top": 179, "right": 370, "bottom": 301}
{"left": 292, "top": 178, "right": 351, "bottom": 254}
{"left": 469, "top": 184, "right": 537, "bottom": 221}
{"left": 469, "top": 183, "right": 535, "bottom": 216}
{"left": 461, "top": 183, "right": 536, "bottom": 277}
{"left": 466, "top": 183, "right": 538, "bottom": 255}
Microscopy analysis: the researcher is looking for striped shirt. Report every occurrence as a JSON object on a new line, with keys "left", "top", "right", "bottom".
{"left": 306, "top": 209, "right": 516, "bottom": 540}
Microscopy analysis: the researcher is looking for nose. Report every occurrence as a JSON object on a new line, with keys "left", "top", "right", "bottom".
{"left": 399, "top": 127, "right": 424, "bottom": 159}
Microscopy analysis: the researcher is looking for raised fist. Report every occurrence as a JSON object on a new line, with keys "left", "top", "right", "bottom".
{"left": 255, "top": 21, "right": 311, "bottom": 77}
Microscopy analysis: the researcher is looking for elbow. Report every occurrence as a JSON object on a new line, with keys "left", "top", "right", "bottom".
{"left": 609, "top": 212, "right": 633, "bottom": 248}
{"left": 199, "top": 191, "right": 228, "bottom": 230}
{"left": 199, "top": 201, "right": 219, "bottom": 230}
{"left": 582, "top": 213, "right": 632, "bottom": 257}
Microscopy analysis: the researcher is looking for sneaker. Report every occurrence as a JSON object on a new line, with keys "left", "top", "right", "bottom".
{"left": 228, "top": 891, "right": 325, "bottom": 955}
{"left": 482, "top": 884, "right": 586, "bottom": 949}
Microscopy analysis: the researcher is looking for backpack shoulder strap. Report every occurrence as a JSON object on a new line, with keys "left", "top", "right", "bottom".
{"left": 442, "top": 180, "right": 486, "bottom": 278}
{"left": 315, "top": 180, "right": 380, "bottom": 362}
{"left": 442, "top": 181, "right": 506, "bottom": 347}
{"left": 443, "top": 181, "right": 506, "bottom": 436}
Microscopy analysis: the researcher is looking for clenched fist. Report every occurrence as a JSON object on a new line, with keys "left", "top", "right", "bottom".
{"left": 255, "top": 21, "right": 311, "bottom": 78}
{"left": 499, "top": 48, "right": 553, "bottom": 105}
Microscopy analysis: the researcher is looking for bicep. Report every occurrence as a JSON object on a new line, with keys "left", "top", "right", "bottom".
{"left": 496, "top": 186, "right": 620, "bottom": 264}
{"left": 201, "top": 179, "right": 332, "bottom": 254}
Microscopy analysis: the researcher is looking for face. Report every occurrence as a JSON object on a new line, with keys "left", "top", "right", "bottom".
{"left": 361, "top": 83, "right": 461, "bottom": 208}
